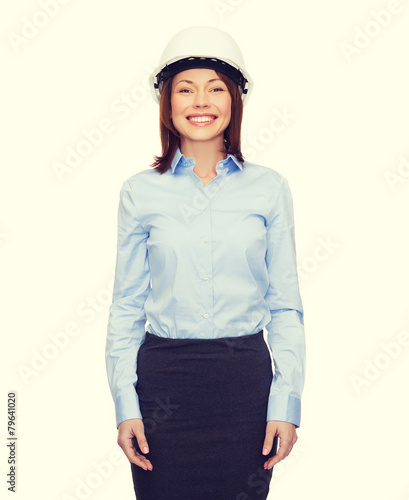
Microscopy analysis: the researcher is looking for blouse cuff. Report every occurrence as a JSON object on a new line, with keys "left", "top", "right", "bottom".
{"left": 115, "top": 391, "right": 143, "bottom": 429}
{"left": 266, "top": 394, "right": 301, "bottom": 428}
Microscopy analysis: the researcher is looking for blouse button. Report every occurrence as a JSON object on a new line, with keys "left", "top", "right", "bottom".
{"left": 203, "top": 275, "right": 209, "bottom": 280}
{"left": 204, "top": 313, "right": 209, "bottom": 318}
{"left": 203, "top": 237, "right": 208, "bottom": 243}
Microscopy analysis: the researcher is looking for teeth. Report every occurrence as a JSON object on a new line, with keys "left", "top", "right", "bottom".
{"left": 188, "top": 116, "right": 216, "bottom": 123}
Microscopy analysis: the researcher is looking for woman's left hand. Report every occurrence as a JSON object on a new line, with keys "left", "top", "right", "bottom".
{"left": 262, "top": 420, "right": 298, "bottom": 470}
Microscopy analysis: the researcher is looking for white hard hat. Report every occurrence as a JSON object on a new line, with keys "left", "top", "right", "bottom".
{"left": 149, "top": 26, "right": 253, "bottom": 106}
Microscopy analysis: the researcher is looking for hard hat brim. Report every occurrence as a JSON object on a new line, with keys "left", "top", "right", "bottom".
{"left": 149, "top": 56, "right": 253, "bottom": 106}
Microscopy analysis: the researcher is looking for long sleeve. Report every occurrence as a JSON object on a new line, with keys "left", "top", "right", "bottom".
{"left": 105, "top": 179, "right": 151, "bottom": 429}
{"left": 264, "top": 176, "right": 306, "bottom": 428}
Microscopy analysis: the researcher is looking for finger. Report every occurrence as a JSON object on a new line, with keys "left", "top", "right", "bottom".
{"left": 264, "top": 439, "right": 293, "bottom": 469}
{"left": 118, "top": 435, "right": 153, "bottom": 470}
{"left": 129, "top": 451, "right": 153, "bottom": 471}
{"left": 264, "top": 447, "right": 286, "bottom": 469}
{"left": 262, "top": 426, "right": 277, "bottom": 456}
{"left": 136, "top": 434, "right": 150, "bottom": 455}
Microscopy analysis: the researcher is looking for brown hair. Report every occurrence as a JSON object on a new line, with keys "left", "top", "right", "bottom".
{"left": 149, "top": 70, "right": 245, "bottom": 174}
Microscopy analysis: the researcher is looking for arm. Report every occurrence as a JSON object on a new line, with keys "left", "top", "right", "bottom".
{"left": 261, "top": 175, "right": 306, "bottom": 469}
{"left": 264, "top": 176, "right": 306, "bottom": 428}
{"left": 105, "top": 178, "right": 151, "bottom": 429}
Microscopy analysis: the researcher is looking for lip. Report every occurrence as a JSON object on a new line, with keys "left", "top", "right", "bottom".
{"left": 186, "top": 113, "right": 218, "bottom": 126}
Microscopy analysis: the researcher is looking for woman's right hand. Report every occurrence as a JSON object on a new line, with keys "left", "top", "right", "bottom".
{"left": 117, "top": 418, "right": 153, "bottom": 471}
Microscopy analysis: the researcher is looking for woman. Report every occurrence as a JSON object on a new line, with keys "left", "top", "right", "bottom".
{"left": 105, "top": 26, "right": 306, "bottom": 500}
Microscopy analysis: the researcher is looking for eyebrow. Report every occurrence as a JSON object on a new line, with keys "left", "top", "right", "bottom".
{"left": 174, "top": 78, "right": 223, "bottom": 86}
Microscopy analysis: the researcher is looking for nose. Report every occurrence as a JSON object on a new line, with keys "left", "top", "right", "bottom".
{"left": 193, "top": 88, "right": 210, "bottom": 108}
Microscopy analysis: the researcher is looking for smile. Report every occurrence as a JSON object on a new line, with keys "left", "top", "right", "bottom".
{"left": 187, "top": 115, "right": 217, "bottom": 123}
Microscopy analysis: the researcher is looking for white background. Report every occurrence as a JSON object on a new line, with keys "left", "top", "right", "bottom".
{"left": 1, "top": 1, "right": 409, "bottom": 499}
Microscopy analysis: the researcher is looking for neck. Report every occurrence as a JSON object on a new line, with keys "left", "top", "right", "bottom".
{"left": 180, "top": 137, "right": 227, "bottom": 176}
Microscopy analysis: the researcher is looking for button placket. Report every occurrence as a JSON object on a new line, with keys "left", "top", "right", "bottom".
{"left": 200, "top": 219, "right": 213, "bottom": 332}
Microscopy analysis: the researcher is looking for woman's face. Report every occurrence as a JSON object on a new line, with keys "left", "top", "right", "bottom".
{"left": 170, "top": 68, "right": 232, "bottom": 148}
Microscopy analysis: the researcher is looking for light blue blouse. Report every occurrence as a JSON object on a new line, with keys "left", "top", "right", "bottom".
{"left": 105, "top": 146, "right": 306, "bottom": 429}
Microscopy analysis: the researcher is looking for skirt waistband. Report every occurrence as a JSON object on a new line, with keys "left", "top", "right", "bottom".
{"left": 140, "top": 330, "right": 267, "bottom": 358}
{"left": 144, "top": 329, "right": 264, "bottom": 345}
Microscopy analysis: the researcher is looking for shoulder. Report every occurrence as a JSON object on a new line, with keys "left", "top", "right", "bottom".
{"left": 119, "top": 168, "right": 164, "bottom": 198}
{"left": 123, "top": 167, "right": 160, "bottom": 188}
{"left": 241, "top": 159, "right": 288, "bottom": 188}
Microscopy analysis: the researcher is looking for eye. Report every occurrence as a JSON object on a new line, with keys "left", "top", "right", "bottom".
{"left": 178, "top": 88, "right": 192, "bottom": 93}
{"left": 212, "top": 87, "right": 225, "bottom": 92}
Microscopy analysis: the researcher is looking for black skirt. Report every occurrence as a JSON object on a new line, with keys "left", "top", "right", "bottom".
{"left": 131, "top": 330, "right": 278, "bottom": 500}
